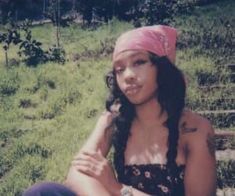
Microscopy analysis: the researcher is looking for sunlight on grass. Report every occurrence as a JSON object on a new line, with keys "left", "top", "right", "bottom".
{"left": 0, "top": 2, "right": 234, "bottom": 194}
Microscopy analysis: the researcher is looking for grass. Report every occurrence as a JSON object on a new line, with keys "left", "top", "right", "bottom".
{"left": 0, "top": 0, "right": 234, "bottom": 195}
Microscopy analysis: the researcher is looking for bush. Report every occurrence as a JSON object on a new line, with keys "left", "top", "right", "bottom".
{"left": 217, "top": 160, "right": 235, "bottom": 188}
{"left": 0, "top": 21, "right": 21, "bottom": 67}
{"left": 18, "top": 21, "right": 47, "bottom": 66}
{"left": 131, "top": 0, "right": 195, "bottom": 26}
{"left": 18, "top": 20, "right": 66, "bottom": 66}
{"left": 46, "top": 46, "right": 66, "bottom": 64}
{"left": 177, "top": 17, "right": 234, "bottom": 64}
{"left": 196, "top": 71, "right": 219, "bottom": 86}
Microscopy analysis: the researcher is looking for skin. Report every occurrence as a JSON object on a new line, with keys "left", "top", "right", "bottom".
{"left": 65, "top": 50, "right": 216, "bottom": 196}
{"left": 113, "top": 50, "right": 158, "bottom": 106}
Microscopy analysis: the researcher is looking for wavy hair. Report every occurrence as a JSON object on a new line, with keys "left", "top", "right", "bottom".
{"left": 105, "top": 53, "right": 186, "bottom": 193}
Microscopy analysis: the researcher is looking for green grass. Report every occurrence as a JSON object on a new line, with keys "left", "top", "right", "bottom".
{"left": 0, "top": 1, "right": 234, "bottom": 195}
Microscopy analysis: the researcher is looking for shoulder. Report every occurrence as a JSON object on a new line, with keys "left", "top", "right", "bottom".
{"left": 179, "top": 109, "right": 214, "bottom": 135}
{"left": 179, "top": 109, "right": 215, "bottom": 152}
{"left": 179, "top": 110, "right": 217, "bottom": 195}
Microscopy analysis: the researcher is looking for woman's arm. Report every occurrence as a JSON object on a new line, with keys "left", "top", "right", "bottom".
{"left": 65, "top": 110, "right": 151, "bottom": 196}
{"left": 183, "top": 117, "right": 217, "bottom": 196}
{"left": 64, "top": 111, "right": 114, "bottom": 195}
{"left": 65, "top": 166, "right": 111, "bottom": 195}
{"left": 71, "top": 149, "right": 151, "bottom": 196}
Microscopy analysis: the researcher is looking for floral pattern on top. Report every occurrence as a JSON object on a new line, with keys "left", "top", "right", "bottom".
{"left": 118, "top": 163, "right": 185, "bottom": 196}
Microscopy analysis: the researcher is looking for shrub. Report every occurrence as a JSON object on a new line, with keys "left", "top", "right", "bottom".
{"left": 18, "top": 21, "right": 47, "bottom": 66}
{"left": 196, "top": 71, "right": 219, "bottom": 86}
{"left": 217, "top": 160, "right": 235, "bottom": 188}
{"left": 18, "top": 20, "right": 66, "bottom": 66}
{"left": 177, "top": 17, "right": 234, "bottom": 64}
{"left": 0, "top": 22, "right": 21, "bottom": 67}
{"left": 131, "top": 0, "right": 195, "bottom": 26}
{"left": 45, "top": 45, "right": 66, "bottom": 64}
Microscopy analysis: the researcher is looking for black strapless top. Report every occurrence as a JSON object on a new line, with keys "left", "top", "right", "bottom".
{"left": 118, "top": 163, "right": 185, "bottom": 196}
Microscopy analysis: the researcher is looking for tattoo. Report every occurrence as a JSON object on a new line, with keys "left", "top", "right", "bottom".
{"left": 181, "top": 122, "right": 198, "bottom": 134}
{"left": 206, "top": 133, "right": 215, "bottom": 157}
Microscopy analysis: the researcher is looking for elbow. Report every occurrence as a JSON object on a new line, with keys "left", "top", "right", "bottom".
{"left": 64, "top": 166, "right": 81, "bottom": 193}
{"left": 65, "top": 166, "right": 111, "bottom": 196}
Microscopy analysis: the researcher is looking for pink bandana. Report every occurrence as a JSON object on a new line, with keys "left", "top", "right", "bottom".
{"left": 113, "top": 25, "right": 177, "bottom": 63}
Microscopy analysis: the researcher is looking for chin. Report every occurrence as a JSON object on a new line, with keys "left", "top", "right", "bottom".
{"left": 128, "top": 95, "right": 157, "bottom": 106}
{"left": 127, "top": 97, "right": 146, "bottom": 105}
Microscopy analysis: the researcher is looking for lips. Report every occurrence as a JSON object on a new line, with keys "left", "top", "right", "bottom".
{"left": 125, "top": 85, "right": 141, "bottom": 95}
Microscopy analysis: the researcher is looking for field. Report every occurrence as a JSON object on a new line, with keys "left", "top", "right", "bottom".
{"left": 0, "top": 0, "right": 234, "bottom": 195}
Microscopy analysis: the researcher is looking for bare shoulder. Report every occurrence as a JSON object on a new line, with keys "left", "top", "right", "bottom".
{"left": 179, "top": 109, "right": 214, "bottom": 136}
{"left": 179, "top": 109, "right": 215, "bottom": 154}
{"left": 180, "top": 110, "right": 217, "bottom": 195}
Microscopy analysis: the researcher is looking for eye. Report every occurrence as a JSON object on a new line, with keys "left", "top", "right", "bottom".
{"left": 134, "top": 59, "right": 147, "bottom": 66}
{"left": 114, "top": 66, "right": 125, "bottom": 74}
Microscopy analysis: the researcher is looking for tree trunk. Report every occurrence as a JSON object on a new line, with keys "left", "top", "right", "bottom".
{"left": 43, "top": 0, "right": 46, "bottom": 19}
{"left": 5, "top": 50, "right": 8, "bottom": 67}
{"left": 55, "top": 0, "right": 60, "bottom": 47}
{"left": 56, "top": 26, "right": 60, "bottom": 47}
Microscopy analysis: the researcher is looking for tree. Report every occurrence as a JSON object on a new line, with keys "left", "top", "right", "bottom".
{"left": 44, "top": 0, "right": 74, "bottom": 46}
{"left": 18, "top": 19, "right": 66, "bottom": 66}
{"left": 75, "top": 0, "right": 94, "bottom": 24}
{"left": 18, "top": 20, "right": 46, "bottom": 66}
{"left": 0, "top": 21, "right": 21, "bottom": 67}
{"left": 0, "top": 0, "right": 43, "bottom": 24}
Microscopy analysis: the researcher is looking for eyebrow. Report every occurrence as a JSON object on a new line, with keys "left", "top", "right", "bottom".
{"left": 113, "top": 52, "right": 149, "bottom": 66}
{"left": 113, "top": 60, "right": 123, "bottom": 68}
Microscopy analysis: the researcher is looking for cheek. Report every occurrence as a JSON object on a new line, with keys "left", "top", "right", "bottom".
{"left": 145, "top": 69, "right": 158, "bottom": 90}
{"left": 116, "top": 77, "right": 124, "bottom": 91}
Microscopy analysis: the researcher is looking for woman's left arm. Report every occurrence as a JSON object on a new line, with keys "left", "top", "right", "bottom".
{"left": 184, "top": 118, "right": 217, "bottom": 196}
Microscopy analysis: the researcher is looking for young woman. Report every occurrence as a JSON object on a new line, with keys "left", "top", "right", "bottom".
{"left": 23, "top": 25, "right": 216, "bottom": 196}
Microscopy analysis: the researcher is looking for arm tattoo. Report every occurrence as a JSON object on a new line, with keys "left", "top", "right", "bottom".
{"left": 206, "top": 133, "right": 215, "bottom": 157}
{"left": 181, "top": 122, "right": 198, "bottom": 134}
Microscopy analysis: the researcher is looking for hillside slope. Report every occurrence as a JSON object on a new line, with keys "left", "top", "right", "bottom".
{"left": 0, "top": 0, "right": 234, "bottom": 195}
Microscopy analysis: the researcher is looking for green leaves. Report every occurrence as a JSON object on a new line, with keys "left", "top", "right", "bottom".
{"left": 0, "top": 23, "right": 21, "bottom": 66}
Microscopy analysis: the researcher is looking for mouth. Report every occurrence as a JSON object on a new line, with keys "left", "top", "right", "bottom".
{"left": 125, "top": 85, "right": 141, "bottom": 96}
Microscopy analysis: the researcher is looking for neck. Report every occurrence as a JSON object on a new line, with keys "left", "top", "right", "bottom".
{"left": 135, "top": 98, "right": 167, "bottom": 129}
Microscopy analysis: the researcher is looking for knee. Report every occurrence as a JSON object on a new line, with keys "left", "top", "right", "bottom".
{"left": 22, "top": 182, "right": 76, "bottom": 196}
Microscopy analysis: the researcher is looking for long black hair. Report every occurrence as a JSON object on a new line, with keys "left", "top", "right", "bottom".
{"left": 105, "top": 53, "right": 186, "bottom": 192}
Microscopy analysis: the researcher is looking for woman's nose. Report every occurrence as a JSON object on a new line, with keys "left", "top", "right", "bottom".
{"left": 124, "top": 67, "right": 136, "bottom": 81}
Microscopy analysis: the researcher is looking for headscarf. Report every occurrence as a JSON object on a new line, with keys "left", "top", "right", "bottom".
{"left": 113, "top": 25, "right": 177, "bottom": 63}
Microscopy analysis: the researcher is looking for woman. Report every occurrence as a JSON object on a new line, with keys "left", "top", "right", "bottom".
{"left": 23, "top": 25, "right": 216, "bottom": 196}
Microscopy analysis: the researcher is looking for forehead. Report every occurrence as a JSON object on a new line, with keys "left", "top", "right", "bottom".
{"left": 113, "top": 50, "right": 150, "bottom": 66}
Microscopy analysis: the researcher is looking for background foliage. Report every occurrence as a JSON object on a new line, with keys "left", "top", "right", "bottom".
{"left": 0, "top": 0, "right": 234, "bottom": 195}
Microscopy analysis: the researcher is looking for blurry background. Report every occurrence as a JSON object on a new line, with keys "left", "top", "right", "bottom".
{"left": 0, "top": 0, "right": 234, "bottom": 195}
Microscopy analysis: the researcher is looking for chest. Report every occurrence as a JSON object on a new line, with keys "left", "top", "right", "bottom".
{"left": 124, "top": 128, "right": 186, "bottom": 165}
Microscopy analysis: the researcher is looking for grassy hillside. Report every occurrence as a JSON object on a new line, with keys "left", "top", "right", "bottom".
{"left": 0, "top": 0, "right": 234, "bottom": 195}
